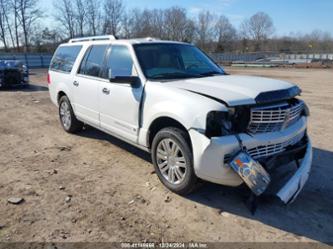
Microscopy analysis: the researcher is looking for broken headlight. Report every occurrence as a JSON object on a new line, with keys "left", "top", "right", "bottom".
{"left": 205, "top": 110, "right": 233, "bottom": 138}
{"left": 205, "top": 107, "right": 251, "bottom": 138}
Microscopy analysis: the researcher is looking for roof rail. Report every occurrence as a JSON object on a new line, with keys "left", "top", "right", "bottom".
{"left": 69, "top": 35, "right": 116, "bottom": 43}
{"left": 145, "top": 37, "right": 158, "bottom": 41}
{"left": 131, "top": 37, "right": 160, "bottom": 43}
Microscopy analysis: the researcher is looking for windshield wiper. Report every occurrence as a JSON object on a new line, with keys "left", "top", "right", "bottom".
{"left": 199, "top": 71, "right": 224, "bottom": 77}
{"left": 150, "top": 72, "right": 199, "bottom": 80}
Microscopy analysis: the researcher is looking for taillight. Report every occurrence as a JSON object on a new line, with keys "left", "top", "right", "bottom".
{"left": 47, "top": 73, "right": 51, "bottom": 84}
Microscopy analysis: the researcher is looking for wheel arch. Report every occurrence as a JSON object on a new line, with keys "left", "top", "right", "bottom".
{"left": 147, "top": 116, "right": 192, "bottom": 150}
{"left": 57, "top": 91, "right": 67, "bottom": 104}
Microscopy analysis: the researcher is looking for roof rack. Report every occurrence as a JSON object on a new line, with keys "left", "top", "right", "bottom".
{"left": 69, "top": 35, "right": 116, "bottom": 43}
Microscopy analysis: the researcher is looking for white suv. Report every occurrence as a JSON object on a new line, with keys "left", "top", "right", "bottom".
{"left": 48, "top": 35, "right": 312, "bottom": 204}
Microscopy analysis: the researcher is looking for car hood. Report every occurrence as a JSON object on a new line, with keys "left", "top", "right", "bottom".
{"left": 163, "top": 75, "right": 300, "bottom": 106}
{"left": 0, "top": 60, "right": 21, "bottom": 69}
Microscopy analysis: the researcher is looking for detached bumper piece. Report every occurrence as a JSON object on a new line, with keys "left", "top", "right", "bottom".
{"left": 274, "top": 138, "right": 312, "bottom": 204}
{"left": 229, "top": 135, "right": 312, "bottom": 212}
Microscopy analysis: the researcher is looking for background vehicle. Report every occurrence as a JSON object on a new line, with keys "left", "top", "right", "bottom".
{"left": 48, "top": 35, "right": 312, "bottom": 204}
{"left": 0, "top": 60, "right": 29, "bottom": 88}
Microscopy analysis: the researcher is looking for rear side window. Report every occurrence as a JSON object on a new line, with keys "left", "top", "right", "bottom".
{"left": 50, "top": 45, "right": 82, "bottom": 73}
{"left": 79, "top": 45, "right": 108, "bottom": 77}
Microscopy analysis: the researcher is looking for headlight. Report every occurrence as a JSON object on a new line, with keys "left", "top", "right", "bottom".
{"left": 22, "top": 64, "right": 28, "bottom": 73}
{"left": 205, "top": 107, "right": 251, "bottom": 138}
{"left": 206, "top": 111, "right": 232, "bottom": 138}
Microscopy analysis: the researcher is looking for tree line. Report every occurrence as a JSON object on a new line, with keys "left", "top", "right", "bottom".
{"left": 0, "top": 0, "right": 332, "bottom": 53}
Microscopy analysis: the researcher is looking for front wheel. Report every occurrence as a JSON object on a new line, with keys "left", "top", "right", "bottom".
{"left": 58, "top": 95, "right": 83, "bottom": 133}
{"left": 151, "top": 127, "right": 198, "bottom": 195}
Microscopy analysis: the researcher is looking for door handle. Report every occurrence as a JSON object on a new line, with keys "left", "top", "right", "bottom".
{"left": 73, "top": 81, "right": 79, "bottom": 87}
{"left": 102, "top": 88, "right": 110, "bottom": 95}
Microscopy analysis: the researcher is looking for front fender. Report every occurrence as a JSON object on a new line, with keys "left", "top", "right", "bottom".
{"left": 138, "top": 82, "right": 227, "bottom": 147}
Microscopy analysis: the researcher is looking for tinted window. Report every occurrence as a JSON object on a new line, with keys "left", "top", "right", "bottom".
{"left": 134, "top": 43, "right": 224, "bottom": 80}
{"left": 79, "top": 45, "right": 108, "bottom": 77}
{"left": 106, "top": 45, "right": 134, "bottom": 78}
{"left": 50, "top": 45, "right": 82, "bottom": 72}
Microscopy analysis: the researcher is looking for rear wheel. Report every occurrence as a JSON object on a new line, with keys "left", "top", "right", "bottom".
{"left": 59, "top": 95, "right": 83, "bottom": 133}
{"left": 151, "top": 127, "right": 198, "bottom": 195}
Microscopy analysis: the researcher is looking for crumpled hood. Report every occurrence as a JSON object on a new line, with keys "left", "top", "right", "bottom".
{"left": 163, "top": 75, "right": 298, "bottom": 106}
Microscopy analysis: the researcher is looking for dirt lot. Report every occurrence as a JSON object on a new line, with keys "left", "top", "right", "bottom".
{"left": 0, "top": 67, "right": 332, "bottom": 244}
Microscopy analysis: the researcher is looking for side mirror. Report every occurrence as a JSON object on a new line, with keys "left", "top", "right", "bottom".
{"left": 109, "top": 76, "right": 140, "bottom": 85}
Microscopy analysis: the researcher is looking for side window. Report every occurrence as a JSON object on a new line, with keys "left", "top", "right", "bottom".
{"left": 106, "top": 45, "right": 135, "bottom": 78}
{"left": 50, "top": 45, "right": 82, "bottom": 73}
{"left": 79, "top": 45, "right": 108, "bottom": 77}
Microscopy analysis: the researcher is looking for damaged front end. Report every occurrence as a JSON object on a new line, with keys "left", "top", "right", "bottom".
{"left": 227, "top": 134, "right": 312, "bottom": 205}
{"left": 192, "top": 97, "right": 312, "bottom": 206}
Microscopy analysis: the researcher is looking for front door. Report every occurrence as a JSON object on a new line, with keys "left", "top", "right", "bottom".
{"left": 99, "top": 45, "right": 143, "bottom": 143}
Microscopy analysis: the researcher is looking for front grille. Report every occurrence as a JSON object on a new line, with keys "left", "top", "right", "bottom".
{"left": 223, "top": 132, "right": 305, "bottom": 163}
{"left": 248, "top": 100, "right": 304, "bottom": 134}
{"left": 247, "top": 132, "right": 305, "bottom": 159}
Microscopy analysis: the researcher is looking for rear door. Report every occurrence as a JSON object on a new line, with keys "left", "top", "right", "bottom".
{"left": 99, "top": 45, "right": 143, "bottom": 143}
{"left": 48, "top": 45, "right": 83, "bottom": 105}
{"left": 72, "top": 45, "right": 108, "bottom": 126}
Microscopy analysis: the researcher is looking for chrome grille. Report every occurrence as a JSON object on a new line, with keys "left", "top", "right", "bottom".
{"left": 248, "top": 100, "right": 304, "bottom": 134}
{"left": 247, "top": 132, "right": 305, "bottom": 159}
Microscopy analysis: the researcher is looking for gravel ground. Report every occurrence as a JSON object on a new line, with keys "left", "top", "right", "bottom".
{"left": 0, "top": 67, "right": 332, "bottom": 244}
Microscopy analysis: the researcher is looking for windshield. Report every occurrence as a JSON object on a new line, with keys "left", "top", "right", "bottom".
{"left": 133, "top": 43, "right": 225, "bottom": 80}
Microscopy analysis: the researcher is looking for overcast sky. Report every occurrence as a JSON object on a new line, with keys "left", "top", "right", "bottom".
{"left": 43, "top": 0, "right": 333, "bottom": 36}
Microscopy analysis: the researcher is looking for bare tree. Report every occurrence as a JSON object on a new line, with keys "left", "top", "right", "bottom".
{"left": 103, "top": 0, "right": 123, "bottom": 36}
{"left": 215, "top": 15, "right": 237, "bottom": 52}
{"left": 133, "top": 9, "right": 155, "bottom": 38}
{"left": 2, "top": 0, "right": 16, "bottom": 49}
{"left": 11, "top": 0, "right": 21, "bottom": 51}
{"left": 121, "top": 10, "right": 134, "bottom": 38}
{"left": 74, "top": 0, "right": 85, "bottom": 36}
{"left": 85, "top": 0, "right": 100, "bottom": 36}
{"left": 163, "top": 7, "right": 196, "bottom": 42}
{"left": 149, "top": 9, "right": 164, "bottom": 38}
{"left": 0, "top": 0, "right": 8, "bottom": 50}
{"left": 54, "top": 0, "right": 76, "bottom": 38}
{"left": 184, "top": 19, "right": 195, "bottom": 42}
{"left": 164, "top": 7, "right": 189, "bottom": 41}
{"left": 241, "top": 12, "right": 274, "bottom": 50}
{"left": 17, "top": 0, "right": 41, "bottom": 52}
{"left": 196, "top": 10, "right": 214, "bottom": 50}
{"left": 122, "top": 8, "right": 155, "bottom": 38}
{"left": 0, "top": 0, "right": 331, "bottom": 53}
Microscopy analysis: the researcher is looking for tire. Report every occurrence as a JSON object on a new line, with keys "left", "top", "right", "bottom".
{"left": 58, "top": 95, "right": 83, "bottom": 133}
{"left": 151, "top": 127, "right": 198, "bottom": 195}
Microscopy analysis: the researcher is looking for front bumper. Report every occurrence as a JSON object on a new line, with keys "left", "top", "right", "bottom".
{"left": 276, "top": 140, "right": 312, "bottom": 203}
{"left": 0, "top": 69, "right": 28, "bottom": 88}
{"left": 189, "top": 116, "right": 313, "bottom": 204}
